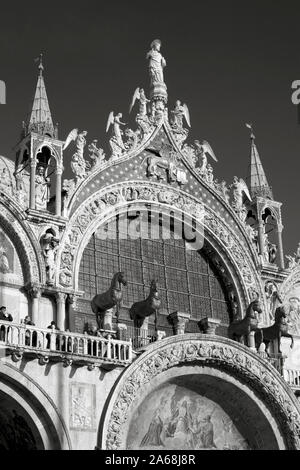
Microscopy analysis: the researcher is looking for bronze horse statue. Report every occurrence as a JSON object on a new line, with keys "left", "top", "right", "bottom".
{"left": 91, "top": 272, "right": 127, "bottom": 328}
{"left": 228, "top": 299, "right": 262, "bottom": 344}
{"left": 255, "top": 305, "right": 294, "bottom": 354}
{"left": 129, "top": 280, "right": 161, "bottom": 329}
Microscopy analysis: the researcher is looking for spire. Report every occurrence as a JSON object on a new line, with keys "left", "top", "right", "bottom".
{"left": 246, "top": 123, "right": 273, "bottom": 200}
{"left": 26, "top": 54, "right": 57, "bottom": 138}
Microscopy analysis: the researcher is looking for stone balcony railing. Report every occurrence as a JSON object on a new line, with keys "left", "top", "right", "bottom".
{"left": 0, "top": 321, "right": 132, "bottom": 368}
{"left": 283, "top": 369, "right": 300, "bottom": 390}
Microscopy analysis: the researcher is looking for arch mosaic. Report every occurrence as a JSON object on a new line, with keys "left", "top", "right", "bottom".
{"left": 0, "top": 198, "right": 43, "bottom": 285}
{"left": 99, "top": 334, "right": 300, "bottom": 450}
{"left": 57, "top": 181, "right": 266, "bottom": 317}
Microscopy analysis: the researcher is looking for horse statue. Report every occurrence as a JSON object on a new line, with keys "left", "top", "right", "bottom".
{"left": 255, "top": 304, "right": 294, "bottom": 354}
{"left": 228, "top": 298, "right": 262, "bottom": 344}
{"left": 91, "top": 272, "right": 127, "bottom": 329}
{"left": 129, "top": 280, "right": 161, "bottom": 329}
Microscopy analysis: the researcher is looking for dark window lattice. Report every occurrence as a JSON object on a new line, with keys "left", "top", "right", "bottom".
{"left": 78, "top": 216, "right": 230, "bottom": 324}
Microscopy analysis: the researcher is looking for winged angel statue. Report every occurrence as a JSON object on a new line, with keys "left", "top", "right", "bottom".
{"left": 106, "top": 112, "right": 127, "bottom": 158}
{"left": 230, "top": 176, "right": 252, "bottom": 221}
{"left": 129, "top": 88, "right": 150, "bottom": 116}
{"left": 194, "top": 140, "right": 218, "bottom": 174}
{"left": 63, "top": 129, "right": 89, "bottom": 181}
{"left": 171, "top": 100, "right": 191, "bottom": 129}
{"left": 129, "top": 87, "right": 152, "bottom": 135}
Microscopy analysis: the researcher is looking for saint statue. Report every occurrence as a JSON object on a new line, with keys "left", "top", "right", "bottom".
{"left": 35, "top": 166, "right": 50, "bottom": 211}
{"left": 0, "top": 246, "right": 10, "bottom": 273}
{"left": 41, "top": 233, "right": 59, "bottom": 284}
{"left": 146, "top": 39, "right": 166, "bottom": 85}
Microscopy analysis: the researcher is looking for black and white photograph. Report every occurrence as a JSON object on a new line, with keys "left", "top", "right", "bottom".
{"left": 0, "top": 0, "right": 300, "bottom": 454}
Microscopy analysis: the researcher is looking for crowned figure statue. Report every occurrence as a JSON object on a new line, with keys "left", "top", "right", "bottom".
{"left": 146, "top": 39, "right": 168, "bottom": 113}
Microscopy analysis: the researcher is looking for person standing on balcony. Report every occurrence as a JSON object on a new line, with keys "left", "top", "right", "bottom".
{"left": 0, "top": 306, "right": 13, "bottom": 341}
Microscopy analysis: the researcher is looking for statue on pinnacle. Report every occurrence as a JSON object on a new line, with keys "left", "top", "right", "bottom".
{"left": 146, "top": 39, "right": 168, "bottom": 115}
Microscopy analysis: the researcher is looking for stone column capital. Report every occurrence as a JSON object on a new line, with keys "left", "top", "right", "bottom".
{"left": 55, "top": 292, "right": 67, "bottom": 303}
{"left": 28, "top": 285, "right": 42, "bottom": 300}
{"left": 198, "top": 317, "right": 221, "bottom": 335}
{"left": 168, "top": 311, "right": 191, "bottom": 335}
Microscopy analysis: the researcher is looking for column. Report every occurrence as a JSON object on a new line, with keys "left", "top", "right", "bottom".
{"left": 168, "top": 311, "right": 190, "bottom": 335}
{"left": 248, "top": 331, "right": 257, "bottom": 352}
{"left": 103, "top": 308, "right": 114, "bottom": 331}
{"left": 56, "top": 292, "right": 67, "bottom": 331}
{"left": 30, "top": 157, "right": 37, "bottom": 209}
{"left": 55, "top": 166, "right": 63, "bottom": 216}
{"left": 29, "top": 286, "right": 41, "bottom": 325}
{"left": 257, "top": 223, "right": 265, "bottom": 263}
{"left": 276, "top": 224, "right": 285, "bottom": 270}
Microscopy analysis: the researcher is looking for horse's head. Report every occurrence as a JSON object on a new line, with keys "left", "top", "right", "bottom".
{"left": 246, "top": 299, "right": 263, "bottom": 318}
{"left": 149, "top": 279, "right": 158, "bottom": 292}
{"left": 274, "top": 305, "right": 288, "bottom": 322}
{"left": 117, "top": 271, "right": 127, "bottom": 287}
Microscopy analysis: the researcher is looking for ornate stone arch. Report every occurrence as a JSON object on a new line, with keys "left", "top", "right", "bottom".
{"left": 0, "top": 197, "right": 44, "bottom": 285}
{"left": 57, "top": 180, "right": 266, "bottom": 319}
{"left": 99, "top": 334, "right": 300, "bottom": 450}
{"left": 0, "top": 361, "right": 72, "bottom": 449}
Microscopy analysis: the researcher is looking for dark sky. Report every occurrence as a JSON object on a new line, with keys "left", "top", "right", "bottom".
{"left": 0, "top": 0, "right": 299, "bottom": 255}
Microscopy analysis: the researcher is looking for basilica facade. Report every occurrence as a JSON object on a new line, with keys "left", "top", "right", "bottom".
{"left": 1, "top": 41, "right": 300, "bottom": 450}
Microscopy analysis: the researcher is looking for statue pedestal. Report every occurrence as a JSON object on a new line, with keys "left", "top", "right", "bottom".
{"left": 198, "top": 317, "right": 221, "bottom": 335}
{"left": 168, "top": 311, "right": 190, "bottom": 335}
{"left": 116, "top": 323, "right": 127, "bottom": 341}
{"left": 101, "top": 308, "right": 114, "bottom": 331}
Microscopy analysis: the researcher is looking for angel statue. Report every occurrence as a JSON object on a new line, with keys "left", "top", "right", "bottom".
{"left": 129, "top": 88, "right": 150, "bottom": 117}
{"left": 88, "top": 139, "right": 106, "bottom": 168}
{"left": 194, "top": 140, "right": 218, "bottom": 175}
{"left": 129, "top": 88, "right": 152, "bottom": 136}
{"left": 230, "top": 176, "right": 252, "bottom": 221}
{"left": 171, "top": 100, "right": 191, "bottom": 129}
{"left": 146, "top": 39, "right": 166, "bottom": 86}
{"left": 63, "top": 129, "right": 89, "bottom": 182}
{"left": 106, "top": 112, "right": 127, "bottom": 158}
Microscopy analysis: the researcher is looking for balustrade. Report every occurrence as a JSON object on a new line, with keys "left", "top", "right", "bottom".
{"left": 0, "top": 320, "right": 132, "bottom": 365}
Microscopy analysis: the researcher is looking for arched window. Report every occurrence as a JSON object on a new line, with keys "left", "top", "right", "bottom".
{"left": 78, "top": 213, "right": 231, "bottom": 335}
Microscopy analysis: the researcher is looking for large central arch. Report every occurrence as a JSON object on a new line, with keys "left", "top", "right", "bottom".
{"left": 57, "top": 181, "right": 267, "bottom": 319}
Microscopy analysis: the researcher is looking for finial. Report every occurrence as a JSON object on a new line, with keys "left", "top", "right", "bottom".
{"left": 38, "top": 53, "right": 44, "bottom": 75}
{"left": 34, "top": 53, "right": 44, "bottom": 75}
{"left": 245, "top": 122, "right": 255, "bottom": 140}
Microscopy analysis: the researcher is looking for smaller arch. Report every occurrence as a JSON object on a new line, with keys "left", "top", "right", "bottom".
{"left": 0, "top": 362, "right": 72, "bottom": 449}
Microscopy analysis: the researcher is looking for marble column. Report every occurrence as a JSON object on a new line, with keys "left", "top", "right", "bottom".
{"left": 29, "top": 286, "right": 41, "bottom": 326}
{"left": 168, "top": 311, "right": 190, "bottom": 335}
{"left": 55, "top": 167, "right": 63, "bottom": 216}
{"left": 276, "top": 224, "right": 285, "bottom": 270}
{"left": 29, "top": 157, "right": 37, "bottom": 209}
{"left": 56, "top": 292, "right": 67, "bottom": 331}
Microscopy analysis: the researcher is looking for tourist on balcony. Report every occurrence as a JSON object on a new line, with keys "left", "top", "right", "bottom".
{"left": 24, "top": 316, "right": 37, "bottom": 347}
{"left": 0, "top": 306, "right": 13, "bottom": 341}
{"left": 46, "top": 321, "right": 60, "bottom": 349}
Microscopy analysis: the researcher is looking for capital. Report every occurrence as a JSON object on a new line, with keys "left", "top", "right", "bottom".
{"left": 55, "top": 292, "right": 67, "bottom": 303}
{"left": 168, "top": 311, "right": 190, "bottom": 335}
{"left": 28, "top": 285, "right": 42, "bottom": 299}
{"left": 198, "top": 317, "right": 221, "bottom": 335}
